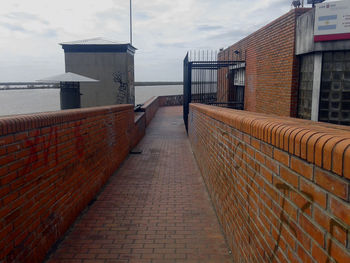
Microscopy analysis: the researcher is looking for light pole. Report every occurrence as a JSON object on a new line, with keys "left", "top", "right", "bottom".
{"left": 130, "top": 0, "right": 133, "bottom": 45}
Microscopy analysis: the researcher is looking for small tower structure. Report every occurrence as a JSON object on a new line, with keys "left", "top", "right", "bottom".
{"left": 60, "top": 38, "right": 136, "bottom": 107}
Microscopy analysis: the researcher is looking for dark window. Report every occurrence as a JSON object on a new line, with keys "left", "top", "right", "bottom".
{"left": 319, "top": 51, "right": 350, "bottom": 125}
{"left": 228, "top": 68, "right": 245, "bottom": 105}
{"left": 297, "top": 54, "right": 314, "bottom": 120}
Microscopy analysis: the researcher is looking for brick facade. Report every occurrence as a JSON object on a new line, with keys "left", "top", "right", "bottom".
{"left": 189, "top": 103, "right": 350, "bottom": 263}
{"left": 0, "top": 95, "right": 180, "bottom": 262}
{"left": 0, "top": 105, "right": 138, "bottom": 262}
{"left": 218, "top": 8, "right": 310, "bottom": 117}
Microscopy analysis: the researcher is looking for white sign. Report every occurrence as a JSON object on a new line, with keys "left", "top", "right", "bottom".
{"left": 314, "top": 0, "right": 350, "bottom": 42}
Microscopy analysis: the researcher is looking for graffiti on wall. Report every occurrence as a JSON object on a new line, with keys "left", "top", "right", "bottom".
{"left": 22, "top": 121, "right": 86, "bottom": 176}
{"left": 113, "top": 72, "right": 129, "bottom": 104}
{"left": 271, "top": 183, "right": 348, "bottom": 262}
{"left": 215, "top": 127, "right": 348, "bottom": 262}
{"left": 23, "top": 127, "right": 58, "bottom": 176}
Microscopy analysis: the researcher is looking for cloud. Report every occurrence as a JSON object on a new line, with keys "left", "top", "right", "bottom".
{"left": 95, "top": 7, "right": 127, "bottom": 21}
{"left": 42, "top": 29, "right": 58, "bottom": 38}
{"left": 205, "top": 28, "right": 251, "bottom": 42}
{"left": 156, "top": 42, "right": 188, "bottom": 48}
{"left": 0, "top": 22, "right": 28, "bottom": 33}
{"left": 94, "top": 7, "right": 129, "bottom": 37}
{"left": 135, "top": 12, "right": 151, "bottom": 21}
{"left": 0, "top": 10, "right": 59, "bottom": 39}
{"left": 197, "top": 25, "right": 223, "bottom": 32}
{"left": 0, "top": 0, "right": 299, "bottom": 81}
{"left": 5, "top": 11, "right": 49, "bottom": 24}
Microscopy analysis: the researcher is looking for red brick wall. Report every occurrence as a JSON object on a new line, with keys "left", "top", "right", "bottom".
{"left": 133, "top": 112, "right": 146, "bottom": 148}
{"left": 218, "top": 8, "right": 310, "bottom": 117}
{"left": 140, "top": 96, "right": 182, "bottom": 127}
{"left": 141, "top": 96, "right": 160, "bottom": 127}
{"left": 158, "top": 95, "right": 183, "bottom": 107}
{"left": 0, "top": 105, "right": 136, "bottom": 262}
{"left": 189, "top": 103, "right": 350, "bottom": 263}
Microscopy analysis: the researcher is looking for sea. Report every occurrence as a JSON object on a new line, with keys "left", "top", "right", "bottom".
{"left": 0, "top": 85, "right": 182, "bottom": 117}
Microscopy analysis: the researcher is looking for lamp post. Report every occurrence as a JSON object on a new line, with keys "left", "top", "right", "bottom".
{"left": 130, "top": 0, "right": 133, "bottom": 45}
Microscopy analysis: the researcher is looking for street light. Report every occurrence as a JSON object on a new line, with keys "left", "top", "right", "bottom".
{"left": 292, "top": 1, "right": 302, "bottom": 8}
{"left": 130, "top": 0, "right": 133, "bottom": 45}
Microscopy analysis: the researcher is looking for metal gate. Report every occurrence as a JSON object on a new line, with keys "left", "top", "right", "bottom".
{"left": 183, "top": 51, "right": 245, "bottom": 130}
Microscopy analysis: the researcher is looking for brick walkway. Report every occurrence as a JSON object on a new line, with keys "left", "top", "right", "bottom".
{"left": 46, "top": 106, "right": 232, "bottom": 263}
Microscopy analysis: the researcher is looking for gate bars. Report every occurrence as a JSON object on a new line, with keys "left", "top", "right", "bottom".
{"left": 183, "top": 51, "right": 245, "bottom": 131}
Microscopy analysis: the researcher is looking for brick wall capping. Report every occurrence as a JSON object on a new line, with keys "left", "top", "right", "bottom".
{"left": 141, "top": 96, "right": 159, "bottom": 109}
{"left": 134, "top": 112, "right": 145, "bottom": 123}
{"left": 190, "top": 103, "right": 350, "bottom": 177}
{"left": 0, "top": 104, "right": 133, "bottom": 136}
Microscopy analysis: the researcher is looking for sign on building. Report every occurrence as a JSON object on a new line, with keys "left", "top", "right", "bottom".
{"left": 307, "top": 0, "right": 325, "bottom": 5}
{"left": 314, "top": 0, "right": 350, "bottom": 42}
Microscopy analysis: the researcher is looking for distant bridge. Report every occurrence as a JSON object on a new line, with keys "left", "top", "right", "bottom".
{"left": 0, "top": 81, "right": 183, "bottom": 90}
{"left": 0, "top": 82, "right": 59, "bottom": 90}
{"left": 135, "top": 81, "right": 183, "bottom": 86}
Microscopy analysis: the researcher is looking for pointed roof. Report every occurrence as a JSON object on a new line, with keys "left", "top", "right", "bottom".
{"left": 37, "top": 72, "right": 99, "bottom": 83}
{"left": 60, "top": 37, "right": 136, "bottom": 54}
{"left": 60, "top": 37, "right": 122, "bottom": 45}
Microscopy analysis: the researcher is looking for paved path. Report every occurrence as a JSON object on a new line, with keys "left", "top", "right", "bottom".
{"left": 47, "top": 106, "right": 232, "bottom": 263}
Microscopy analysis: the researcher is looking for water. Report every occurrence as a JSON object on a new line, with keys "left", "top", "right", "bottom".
{"left": 0, "top": 85, "right": 182, "bottom": 117}
{"left": 135, "top": 85, "right": 182, "bottom": 105}
{"left": 0, "top": 89, "right": 60, "bottom": 116}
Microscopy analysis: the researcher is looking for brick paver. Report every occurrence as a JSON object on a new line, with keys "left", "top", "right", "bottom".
{"left": 46, "top": 106, "right": 233, "bottom": 263}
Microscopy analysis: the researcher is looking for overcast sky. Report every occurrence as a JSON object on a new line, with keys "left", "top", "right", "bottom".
{"left": 0, "top": 0, "right": 313, "bottom": 82}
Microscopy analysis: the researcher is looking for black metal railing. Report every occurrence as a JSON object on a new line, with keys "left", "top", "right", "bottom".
{"left": 183, "top": 52, "right": 245, "bottom": 131}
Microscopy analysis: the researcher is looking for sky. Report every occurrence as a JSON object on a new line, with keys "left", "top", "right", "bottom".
{"left": 0, "top": 0, "right": 314, "bottom": 82}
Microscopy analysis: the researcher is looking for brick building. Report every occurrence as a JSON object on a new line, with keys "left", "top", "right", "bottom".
{"left": 218, "top": 2, "right": 350, "bottom": 125}
{"left": 218, "top": 8, "right": 309, "bottom": 117}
